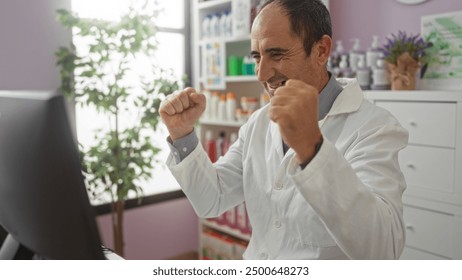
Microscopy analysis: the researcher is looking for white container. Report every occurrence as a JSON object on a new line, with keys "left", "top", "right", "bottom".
{"left": 356, "top": 55, "right": 371, "bottom": 90}
{"left": 210, "top": 13, "right": 220, "bottom": 38}
{"left": 371, "top": 58, "right": 391, "bottom": 90}
{"left": 219, "top": 11, "right": 228, "bottom": 38}
{"left": 202, "top": 89, "right": 212, "bottom": 119}
{"left": 218, "top": 93, "right": 227, "bottom": 121}
{"left": 366, "top": 35, "right": 382, "bottom": 69}
{"left": 349, "top": 38, "right": 363, "bottom": 70}
{"left": 225, "top": 10, "right": 233, "bottom": 37}
{"left": 210, "top": 91, "right": 219, "bottom": 120}
{"left": 201, "top": 15, "right": 211, "bottom": 39}
{"left": 226, "top": 92, "right": 237, "bottom": 121}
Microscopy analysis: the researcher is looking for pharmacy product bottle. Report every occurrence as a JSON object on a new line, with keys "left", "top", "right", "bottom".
{"left": 218, "top": 93, "right": 227, "bottom": 121}
{"left": 260, "top": 93, "right": 270, "bottom": 108}
{"left": 366, "top": 35, "right": 382, "bottom": 69}
{"left": 356, "top": 55, "right": 371, "bottom": 90}
{"left": 201, "top": 15, "right": 211, "bottom": 39}
{"left": 225, "top": 10, "right": 232, "bottom": 37}
{"left": 339, "top": 54, "right": 354, "bottom": 78}
{"left": 226, "top": 92, "right": 236, "bottom": 121}
{"left": 241, "top": 55, "right": 255, "bottom": 75}
{"left": 349, "top": 38, "right": 363, "bottom": 71}
{"left": 371, "top": 57, "right": 391, "bottom": 90}
{"left": 230, "top": 132, "right": 238, "bottom": 144}
{"left": 210, "top": 13, "right": 220, "bottom": 38}
{"left": 202, "top": 89, "right": 212, "bottom": 119}
{"left": 215, "top": 131, "right": 226, "bottom": 157}
{"left": 210, "top": 91, "right": 219, "bottom": 120}
{"left": 331, "top": 40, "right": 345, "bottom": 69}
{"left": 219, "top": 11, "right": 228, "bottom": 38}
{"left": 205, "top": 130, "right": 216, "bottom": 162}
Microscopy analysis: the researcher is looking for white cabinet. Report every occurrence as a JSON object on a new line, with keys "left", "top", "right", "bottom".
{"left": 364, "top": 90, "right": 462, "bottom": 259}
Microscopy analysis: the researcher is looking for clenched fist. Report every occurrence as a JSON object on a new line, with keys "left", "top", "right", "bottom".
{"left": 159, "top": 87, "right": 206, "bottom": 140}
{"left": 269, "top": 79, "right": 323, "bottom": 164}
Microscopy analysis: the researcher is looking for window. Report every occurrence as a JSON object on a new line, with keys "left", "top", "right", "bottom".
{"left": 71, "top": 0, "right": 189, "bottom": 202}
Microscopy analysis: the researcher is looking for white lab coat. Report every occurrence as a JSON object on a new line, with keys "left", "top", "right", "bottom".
{"left": 167, "top": 79, "right": 408, "bottom": 259}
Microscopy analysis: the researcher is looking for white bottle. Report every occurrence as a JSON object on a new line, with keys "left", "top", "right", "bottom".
{"left": 371, "top": 57, "right": 391, "bottom": 90}
{"left": 230, "top": 132, "right": 238, "bottom": 144}
{"left": 366, "top": 35, "right": 382, "bottom": 69}
{"left": 331, "top": 40, "right": 345, "bottom": 69}
{"left": 201, "top": 15, "right": 211, "bottom": 39}
{"left": 226, "top": 92, "right": 237, "bottom": 122}
{"left": 356, "top": 54, "right": 371, "bottom": 90}
{"left": 225, "top": 10, "right": 233, "bottom": 37}
{"left": 219, "top": 11, "right": 228, "bottom": 38}
{"left": 210, "top": 13, "right": 220, "bottom": 38}
{"left": 202, "top": 89, "right": 212, "bottom": 119}
{"left": 339, "top": 54, "right": 354, "bottom": 78}
{"left": 349, "top": 38, "right": 363, "bottom": 71}
{"left": 218, "top": 93, "right": 227, "bottom": 121}
{"left": 210, "top": 91, "right": 219, "bottom": 120}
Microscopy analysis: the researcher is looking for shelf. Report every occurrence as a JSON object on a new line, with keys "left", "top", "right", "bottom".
{"left": 226, "top": 75, "right": 257, "bottom": 82}
{"left": 198, "top": 0, "right": 231, "bottom": 10}
{"left": 201, "top": 219, "right": 251, "bottom": 241}
{"left": 199, "top": 35, "right": 251, "bottom": 45}
{"left": 200, "top": 118, "right": 245, "bottom": 127}
{"left": 199, "top": 75, "right": 257, "bottom": 84}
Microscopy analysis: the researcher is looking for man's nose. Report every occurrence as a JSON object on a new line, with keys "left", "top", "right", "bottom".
{"left": 256, "top": 58, "right": 274, "bottom": 83}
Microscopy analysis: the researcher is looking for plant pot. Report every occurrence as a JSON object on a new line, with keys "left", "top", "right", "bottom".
{"left": 387, "top": 52, "right": 420, "bottom": 91}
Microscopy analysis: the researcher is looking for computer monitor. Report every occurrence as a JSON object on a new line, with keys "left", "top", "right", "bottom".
{"left": 0, "top": 90, "right": 106, "bottom": 259}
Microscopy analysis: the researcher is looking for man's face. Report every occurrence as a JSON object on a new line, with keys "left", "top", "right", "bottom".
{"left": 250, "top": 3, "right": 324, "bottom": 97}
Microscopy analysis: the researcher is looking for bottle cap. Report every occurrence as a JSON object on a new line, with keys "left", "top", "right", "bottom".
{"left": 220, "top": 94, "right": 226, "bottom": 101}
{"left": 205, "top": 130, "right": 213, "bottom": 141}
{"left": 227, "top": 92, "right": 236, "bottom": 99}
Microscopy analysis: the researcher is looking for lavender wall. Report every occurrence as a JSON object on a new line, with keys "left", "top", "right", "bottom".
{"left": 0, "top": 0, "right": 72, "bottom": 90}
{"left": 97, "top": 197, "right": 199, "bottom": 260}
{"left": 330, "top": 0, "right": 462, "bottom": 52}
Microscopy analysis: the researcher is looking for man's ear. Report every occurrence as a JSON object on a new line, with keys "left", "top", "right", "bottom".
{"left": 313, "top": 35, "right": 332, "bottom": 66}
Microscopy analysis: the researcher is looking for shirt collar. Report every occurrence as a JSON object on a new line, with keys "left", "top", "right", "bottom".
{"left": 318, "top": 72, "right": 343, "bottom": 120}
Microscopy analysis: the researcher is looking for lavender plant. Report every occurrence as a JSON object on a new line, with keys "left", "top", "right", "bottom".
{"left": 381, "top": 31, "right": 430, "bottom": 65}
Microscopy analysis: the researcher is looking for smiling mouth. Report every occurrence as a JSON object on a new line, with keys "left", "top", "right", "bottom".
{"left": 267, "top": 80, "right": 286, "bottom": 96}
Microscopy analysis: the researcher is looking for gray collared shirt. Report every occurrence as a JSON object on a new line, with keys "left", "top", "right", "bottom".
{"left": 168, "top": 73, "right": 342, "bottom": 162}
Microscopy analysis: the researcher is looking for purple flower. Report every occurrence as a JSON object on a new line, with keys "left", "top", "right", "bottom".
{"left": 381, "top": 30, "right": 429, "bottom": 65}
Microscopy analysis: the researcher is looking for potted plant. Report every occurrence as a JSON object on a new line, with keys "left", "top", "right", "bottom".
{"left": 381, "top": 30, "right": 430, "bottom": 90}
{"left": 55, "top": 2, "right": 183, "bottom": 257}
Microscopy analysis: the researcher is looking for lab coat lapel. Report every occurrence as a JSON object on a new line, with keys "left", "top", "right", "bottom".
{"left": 270, "top": 121, "right": 284, "bottom": 160}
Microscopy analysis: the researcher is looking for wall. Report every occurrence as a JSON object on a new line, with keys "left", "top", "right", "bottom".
{"left": 330, "top": 0, "right": 462, "bottom": 51}
{"left": 0, "top": 0, "right": 72, "bottom": 90}
{"left": 97, "top": 197, "right": 199, "bottom": 260}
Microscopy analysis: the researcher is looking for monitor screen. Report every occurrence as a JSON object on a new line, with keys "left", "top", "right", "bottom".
{"left": 0, "top": 90, "right": 105, "bottom": 259}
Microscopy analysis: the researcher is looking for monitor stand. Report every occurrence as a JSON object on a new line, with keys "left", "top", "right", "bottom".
{"left": 0, "top": 234, "right": 19, "bottom": 260}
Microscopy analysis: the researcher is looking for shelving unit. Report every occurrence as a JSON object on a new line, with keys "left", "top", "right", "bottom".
{"left": 192, "top": 0, "right": 260, "bottom": 260}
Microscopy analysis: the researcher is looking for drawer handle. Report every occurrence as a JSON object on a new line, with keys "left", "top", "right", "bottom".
{"left": 406, "top": 162, "right": 415, "bottom": 169}
{"left": 405, "top": 224, "right": 414, "bottom": 231}
{"left": 408, "top": 120, "right": 417, "bottom": 127}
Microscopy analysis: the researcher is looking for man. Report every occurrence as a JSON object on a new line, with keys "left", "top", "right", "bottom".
{"left": 159, "top": 0, "right": 408, "bottom": 259}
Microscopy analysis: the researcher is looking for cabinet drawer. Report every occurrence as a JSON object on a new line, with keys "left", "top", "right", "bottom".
{"left": 399, "top": 145, "right": 455, "bottom": 193}
{"left": 375, "top": 101, "right": 456, "bottom": 148}
{"left": 403, "top": 205, "right": 454, "bottom": 258}
{"left": 400, "top": 246, "right": 449, "bottom": 260}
